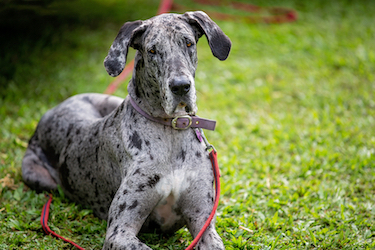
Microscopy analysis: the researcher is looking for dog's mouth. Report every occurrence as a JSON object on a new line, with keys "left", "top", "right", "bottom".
{"left": 173, "top": 102, "right": 195, "bottom": 116}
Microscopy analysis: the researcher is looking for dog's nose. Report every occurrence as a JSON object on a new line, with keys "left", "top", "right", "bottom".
{"left": 169, "top": 77, "right": 191, "bottom": 96}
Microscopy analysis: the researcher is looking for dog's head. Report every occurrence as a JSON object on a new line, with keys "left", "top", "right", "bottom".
{"left": 104, "top": 11, "right": 231, "bottom": 118}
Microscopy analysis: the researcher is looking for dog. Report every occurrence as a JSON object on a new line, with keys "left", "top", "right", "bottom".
{"left": 22, "top": 11, "right": 231, "bottom": 249}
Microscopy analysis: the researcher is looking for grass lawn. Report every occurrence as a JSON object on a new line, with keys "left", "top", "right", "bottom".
{"left": 1, "top": 0, "right": 375, "bottom": 249}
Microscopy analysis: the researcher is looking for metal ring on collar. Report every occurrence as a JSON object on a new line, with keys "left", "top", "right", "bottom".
{"left": 172, "top": 115, "right": 192, "bottom": 130}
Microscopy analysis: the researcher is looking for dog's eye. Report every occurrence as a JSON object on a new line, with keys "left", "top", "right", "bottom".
{"left": 186, "top": 42, "right": 192, "bottom": 47}
{"left": 149, "top": 49, "right": 156, "bottom": 54}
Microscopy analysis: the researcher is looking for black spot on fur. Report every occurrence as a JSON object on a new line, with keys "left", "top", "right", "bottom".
{"left": 109, "top": 225, "right": 118, "bottom": 240}
{"left": 108, "top": 217, "right": 113, "bottom": 226}
{"left": 133, "top": 169, "right": 141, "bottom": 175}
{"left": 195, "top": 151, "right": 201, "bottom": 158}
{"left": 174, "top": 207, "right": 182, "bottom": 216}
{"left": 207, "top": 192, "right": 212, "bottom": 202}
{"left": 119, "top": 202, "right": 127, "bottom": 213}
{"left": 42, "top": 141, "right": 60, "bottom": 168}
{"left": 66, "top": 138, "right": 72, "bottom": 149}
{"left": 93, "top": 126, "right": 100, "bottom": 136}
{"left": 136, "top": 184, "right": 146, "bottom": 192}
{"left": 95, "top": 183, "right": 99, "bottom": 197}
{"left": 105, "top": 59, "right": 123, "bottom": 77}
{"left": 76, "top": 128, "right": 80, "bottom": 135}
{"left": 110, "top": 49, "right": 121, "bottom": 58}
{"left": 66, "top": 123, "right": 74, "bottom": 137}
{"left": 135, "top": 84, "right": 141, "bottom": 98}
{"left": 178, "top": 149, "right": 186, "bottom": 162}
{"left": 60, "top": 162, "right": 74, "bottom": 193}
{"left": 77, "top": 157, "right": 81, "bottom": 168}
{"left": 129, "top": 131, "right": 142, "bottom": 150}
{"left": 123, "top": 189, "right": 128, "bottom": 195}
{"left": 113, "top": 106, "right": 121, "bottom": 118}
{"left": 119, "top": 102, "right": 124, "bottom": 112}
{"left": 82, "top": 96, "right": 93, "bottom": 105}
{"left": 95, "top": 146, "right": 99, "bottom": 162}
{"left": 128, "top": 200, "right": 138, "bottom": 210}
{"left": 147, "top": 175, "right": 160, "bottom": 188}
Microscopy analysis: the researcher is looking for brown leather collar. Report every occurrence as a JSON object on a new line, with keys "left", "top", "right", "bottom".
{"left": 128, "top": 97, "right": 216, "bottom": 131}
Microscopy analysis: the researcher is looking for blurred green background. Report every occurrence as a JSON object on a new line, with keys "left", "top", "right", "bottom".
{"left": 1, "top": 0, "right": 374, "bottom": 249}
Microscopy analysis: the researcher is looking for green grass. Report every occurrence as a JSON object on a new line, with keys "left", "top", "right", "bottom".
{"left": 1, "top": 0, "right": 375, "bottom": 249}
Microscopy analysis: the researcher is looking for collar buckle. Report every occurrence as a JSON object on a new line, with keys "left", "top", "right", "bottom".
{"left": 172, "top": 115, "right": 193, "bottom": 130}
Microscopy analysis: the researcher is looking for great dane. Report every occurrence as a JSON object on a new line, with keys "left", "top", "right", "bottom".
{"left": 22, "top": 11, "right": 231, "bottom": 249}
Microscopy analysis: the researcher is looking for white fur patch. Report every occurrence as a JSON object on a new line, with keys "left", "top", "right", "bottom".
{"left": 154, "top": 169, "right": 196, "bottom": 228}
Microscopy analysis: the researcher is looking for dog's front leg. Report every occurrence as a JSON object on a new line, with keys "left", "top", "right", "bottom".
{"left": 184, "top": 200, "right": 225, "bottom": 250}
{"left": 179, "top": 166, "right": 225, "bottom": 250}
{"left": 102, "top": 171, "right": 162, "bottom": 250}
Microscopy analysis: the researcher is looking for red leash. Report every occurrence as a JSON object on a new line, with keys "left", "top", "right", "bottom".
{"left": 41, "top": 194, "right": 86, "bottom": 250}
{"left": 41, "top": 149, "right": 221, "bottom": 249}
{"left": 186, "top": 149, "right": 221, "bottom": 250}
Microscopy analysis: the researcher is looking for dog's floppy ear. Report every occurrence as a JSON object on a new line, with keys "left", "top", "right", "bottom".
{"left": 182, "top": 11, "right": 231, "bottom": 61}
{"left": 104, "top": 20, "right": 147, "bottom": 77}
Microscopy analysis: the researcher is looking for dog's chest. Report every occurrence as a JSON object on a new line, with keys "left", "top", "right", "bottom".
{"left": 151, "top": 169, "right": 195, "bottom": 230}
{"left": 122, "top": 123, "right": 210, "bottom": 230}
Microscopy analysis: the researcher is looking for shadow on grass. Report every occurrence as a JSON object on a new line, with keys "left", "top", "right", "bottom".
{"left": 0, "top": 0, "right": 157, "bottom": 97}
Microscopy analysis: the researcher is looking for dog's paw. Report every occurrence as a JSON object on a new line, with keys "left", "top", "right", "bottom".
{"left": 196, "top": 231, "right": 225, "bottom": 250}
{"left": 102, "top": 236, "right": 152, "bottom": 250}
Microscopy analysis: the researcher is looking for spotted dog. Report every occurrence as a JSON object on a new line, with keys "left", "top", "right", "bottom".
{"left": 22, "top": 11, "right": 231, "bottom": 249}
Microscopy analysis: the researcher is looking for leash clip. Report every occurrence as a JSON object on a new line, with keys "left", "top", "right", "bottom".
{"left": 196, "top": 128, "right": 216, "bottom": 153}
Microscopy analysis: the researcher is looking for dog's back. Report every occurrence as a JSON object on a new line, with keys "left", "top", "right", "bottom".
{"left": 22, "top": 93, "right": 124, "bottom": 218}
